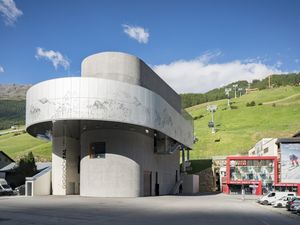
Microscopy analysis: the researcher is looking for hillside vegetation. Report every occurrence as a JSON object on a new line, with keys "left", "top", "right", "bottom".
{"left": 187, "top": 86, "right": 300, "bottom": 159}
{"left": 181, "top": 73, "right": 300, "bottom": 108}
{"left": 0, "top": 131, "right": 51, "bottom": 161}
{"left": 0, "top": 100, "right": 25, "bottom": 130}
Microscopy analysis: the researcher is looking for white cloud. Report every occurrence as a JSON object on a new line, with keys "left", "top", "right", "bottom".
{"left": 153, "top": 51, "right": 283, "bottom": 93}
{"left": 0, "top": 0, "right": 23, "bottom": 26}
{"left": 122, "top": 24, "right": 149, "bottom": 44}
{"left": 35, "top": 47, "right": 70, "bottom": 70}
{"left": 0, "top": 65, "right": 4, "bottom": 73}
{"left": 275, "top": 60, "right": 283, "bottom": 68}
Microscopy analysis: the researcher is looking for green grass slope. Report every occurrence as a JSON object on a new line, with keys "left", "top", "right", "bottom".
{"left": 187, "top": 86, "right": 300, "bottom": 159}
{"left": 0, "top": 132, "right": 51, "bottom": 161}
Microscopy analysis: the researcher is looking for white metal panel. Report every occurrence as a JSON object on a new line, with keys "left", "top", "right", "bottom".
{"left": 26, "top": 77, "right": 193, "bottom": 148}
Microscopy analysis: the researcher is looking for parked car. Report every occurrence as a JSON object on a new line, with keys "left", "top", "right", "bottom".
{"left": 258, "top": 192, "right": 296, "bottom": 205}
{"left": 0, "top": 178, "right": 13, "bottom": 196}
{"left": 297, "top": 205, "right": 300, "bottom": 215}
{"left": 272, "top": 196, "right": 294, "bottom": 208}
{"left": 290, "top": 203, "right": 300, "bottom": 213}
{"left": 286, "top": 197, "right": 300, "bottom": 211}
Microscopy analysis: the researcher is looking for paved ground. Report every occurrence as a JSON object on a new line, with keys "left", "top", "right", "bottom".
{"left": 0, "top": 194, "right": 299, "bottom": 225}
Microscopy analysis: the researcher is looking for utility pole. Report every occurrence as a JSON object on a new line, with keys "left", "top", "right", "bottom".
{"left": 233, "top": 84, "right": 238, "bottom": 98}
{"left": 207, "top": 105, "right": 217, "bottom": 134}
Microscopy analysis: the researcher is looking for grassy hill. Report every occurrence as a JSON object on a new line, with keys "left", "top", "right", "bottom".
{"left": 187, "top": 86, "right": 300, "bottom": 159}
{"left": 0, "top": 131, "right": 51, "bottom": 161}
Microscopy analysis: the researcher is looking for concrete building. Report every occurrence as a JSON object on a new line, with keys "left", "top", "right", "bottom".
{"left": 248, "top": 138, "right": 278, "bottom": 156}
{"left": 26, "top": 52, "right": 193, "bottom": 197}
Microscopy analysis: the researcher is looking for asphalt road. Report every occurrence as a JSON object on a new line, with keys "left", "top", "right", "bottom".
{"left": 0, "top": 194, "right": 299, "bottom": 225}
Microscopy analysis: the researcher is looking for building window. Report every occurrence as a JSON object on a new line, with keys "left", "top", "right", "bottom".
{"left": 263, "top": 148, "right": 269, "bottom": 154}
{"left": 90, "top": 142, "right": 106, "bottom": 159}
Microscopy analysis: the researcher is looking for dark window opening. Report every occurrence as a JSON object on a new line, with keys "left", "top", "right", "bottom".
{"left": 90, "top": 142, "right": 106, "bottom": 159}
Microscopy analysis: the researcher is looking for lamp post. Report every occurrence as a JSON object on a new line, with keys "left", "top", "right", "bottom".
{"left": 207, "top": 105, "right": 217, "bottom": 133}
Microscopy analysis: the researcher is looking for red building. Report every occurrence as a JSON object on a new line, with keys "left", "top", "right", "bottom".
{"left": 222, "top": 156, "right": 300, "bottom": 196}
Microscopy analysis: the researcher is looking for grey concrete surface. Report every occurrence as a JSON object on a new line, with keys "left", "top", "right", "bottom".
{"left": 0, "top": 194, "right": 299, "bottom": 225}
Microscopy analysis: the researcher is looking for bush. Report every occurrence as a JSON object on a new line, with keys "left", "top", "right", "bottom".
{"left": 17, "top": 152, "right": 37, "bottom": 177}
{"left": 6, "top": 152, "right": 37, "bottom": 189}
{"left": 272, "top": 103, "right": 276, "bottom": 107}
{"left": 246, "top": 101, "right": 256, "bottom": 107}
{"left": 258, "top": 103, "right": 262, "bottom": 106}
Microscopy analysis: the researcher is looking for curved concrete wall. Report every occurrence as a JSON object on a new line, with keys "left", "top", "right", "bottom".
{"left": 80, "top": 129, "right": 143, "bottom": 197}
{"left": 26, "top": 77, "right": 193, "bottom": 148}
{"left": 81, "top": 52, "right": 182, "bottom": 112}
{"left": 80, "top": 129, "right": 180, "bottom": 197}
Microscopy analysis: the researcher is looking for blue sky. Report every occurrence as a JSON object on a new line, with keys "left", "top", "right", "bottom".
{"left": 0, "top": 0, "right": 299, "bottom": 93}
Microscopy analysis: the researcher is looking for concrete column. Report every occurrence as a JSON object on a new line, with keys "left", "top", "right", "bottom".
{"left": 52, "top": 121, "right": 80, "bottom": 195}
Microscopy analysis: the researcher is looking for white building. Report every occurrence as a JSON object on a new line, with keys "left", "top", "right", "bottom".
{"left": 26, "top": 52, "right": 193, "bottom": 197}
{"left": 248, "top": 138, "right": 278, "bottom": 156}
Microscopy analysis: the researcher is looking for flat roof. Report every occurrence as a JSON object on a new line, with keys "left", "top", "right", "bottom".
{"left": 276, "top": 138, "right": 300, "bottom": 144}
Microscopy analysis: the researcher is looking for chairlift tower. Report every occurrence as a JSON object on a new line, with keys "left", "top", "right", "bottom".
{"left": 207, "top": 105, "right": 217, "bottom": 133}
{"left": 225, "top": 88, "right": 231, "bottom": 107}
{"left": 232, "top": 84, "right": 238, "bottom": 98}
{"left": 238, "top": 88, "right": 243, "bottom": 97}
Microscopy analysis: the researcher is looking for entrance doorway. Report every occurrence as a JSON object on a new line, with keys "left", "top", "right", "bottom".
{"left": 144, "top": 171, "right": 152, "bottom": 196}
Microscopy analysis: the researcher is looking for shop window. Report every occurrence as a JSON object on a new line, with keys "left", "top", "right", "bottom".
{"left": 90, "top": 142, "right": 106, "bottom": 159}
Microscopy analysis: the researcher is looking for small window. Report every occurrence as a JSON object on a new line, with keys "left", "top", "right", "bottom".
{"left": 268, "top": 193, "right": 275, "bottom": 197}
{"left": 90, "top": 142, "right": 106, "bottom": 159}
{"left": 263, "top": 148, "right": 269, "bottom": 153}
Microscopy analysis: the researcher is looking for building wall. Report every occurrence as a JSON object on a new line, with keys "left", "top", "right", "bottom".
{"left": 26, "top": 77, "right": 193, "bottom": 149}
{"left": 248, "top": 138, "right": 278, "bottom": 156}
{"left": 80, "top": 129, "right": 180, "bottom": 197}
{"left": 26, "top": 169, "right": 51, "bottom": 196}
{"left": 182, "top": 174, "right": 199, "bottom": 194}
{"left": 81, "top": 52, "right": 181, "bottom": 113}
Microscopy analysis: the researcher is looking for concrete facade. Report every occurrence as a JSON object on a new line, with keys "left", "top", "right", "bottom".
{"left": 248, "top": 138, "right": 278, "bottom": 156}
{"left": 182, "top": 174, "right": 199, "bottom": 194}
{"left": 26, "top": 52, "right": 193, "bottom": 197}
{"left": 25, "top": 167, "right": 51, "bottom": 196}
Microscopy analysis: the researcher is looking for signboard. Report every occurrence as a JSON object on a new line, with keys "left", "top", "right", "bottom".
{"left": 280, "top": 143, "right": 300, "bottom": 183}
{"left": 229, "top": 159, "right": 274, "bottom": 183}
